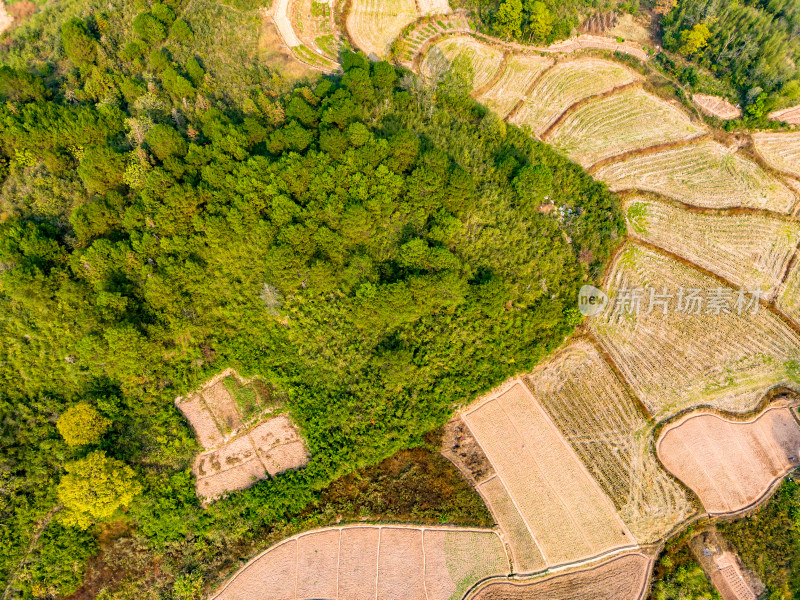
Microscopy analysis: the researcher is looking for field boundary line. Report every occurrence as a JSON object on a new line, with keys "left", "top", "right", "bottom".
{"left": 375, "top": 527, "right": 381, "bottom": 600}
{"left": 294, "top": 536, "right": 299, "bottom": 600}
{"left": 461, "top": 406, "right": 551, "bottom": 564}
{"left": 421, "top": 528, "right": 429, "bottom": 600}
{"left": 539, "top": 79, "right": 642, "bottom": 141}
{"left": 336, "top": 529, "right": 342, "bottom": 600}
{"left": 471, "top": 50, "right": 510, "bottom": 98}
{"left": 586, "top": 132, "right": 711, "bottom": 174}
{"left": 630, "top": 238, "right": 800, "bottom": 339}
{"left": 504, "top": 60, "right": 555, "bottom": 122}
{"left": 615, "top": 189, "right": 800, "bottom": 222}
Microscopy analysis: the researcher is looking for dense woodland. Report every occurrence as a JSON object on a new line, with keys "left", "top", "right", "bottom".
{"left": 661, "top": 0, "right": 800, "bottom": 114}
{"left": 0, "top": 0, "right": 624, "bottom": 597}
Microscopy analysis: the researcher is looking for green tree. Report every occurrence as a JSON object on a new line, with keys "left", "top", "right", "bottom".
{"left": 526, "top": 1, "right": 553, "bottom": 42}
{"left": 145, "top": 124, "right": 188, "bottom": 161}
{"left": 171, "top": 19, "right": 193, "bottom": 42}
{"left": 494, "top": 0, "right": 524, "bottom": 38}
{"left": 514, "top": 163, "right": 553, "bottom": 208}
{"left": 133, "top": 12, "right": 167, "bottom": 44}
{"left": 57, "top": 451, "right": 141, "bottom": 528}
{"left": 0, "top": 66, "right": 46, "bottom": 102}
{"left": 77, "top": 146, "right": 127, "bottom": 194}
{"left": 60, "top": 18, "right": 96, "bottom": 65}
{"left": 56, "top": 403, "right": 112, "bottom": 446}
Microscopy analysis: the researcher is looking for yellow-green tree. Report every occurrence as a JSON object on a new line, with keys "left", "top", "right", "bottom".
{"left": 57, "top": 451, "right": 141, "bottom": 529}
{"left": 494, "top": 0, "right": 524, "bottom": 39}
{"left": 679, "top": 23, "right": 712, "bottom": 56}
{"left": 56, "top": 403, "right": 111, "bottom": 447}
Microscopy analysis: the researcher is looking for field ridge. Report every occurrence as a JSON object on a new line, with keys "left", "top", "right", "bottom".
{"left": 587, "top": 134, "right": 713, "bottom": 174}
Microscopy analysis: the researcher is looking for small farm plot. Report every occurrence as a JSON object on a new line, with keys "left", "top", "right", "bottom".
{"left": 477, "top": 475, "right": 546, "bottom": 573}
{"left": 769, "top": 104, "right": 800, "bottom": 125}
{"left": 424, "top": 530, "right": 509, "bottom": 600}
{"left": 777, "top": 259, "right": 800, "bottom": 327}
{"left": 462, "top": 382, "right": 634, "bottom": 567}
{"left": 590, "top": 244, "right": 800, "bottom": 419}
{"left": 250, "top": 415, "right": 310, "bottom": 476}
{"left": 623, "top": 195, "right": 800, "bottom": 300}
{"left": 693, "top": 94, "right": 742, "bottom": 120}
{"left": 527, "top": 339, "right": 695, "bottom": 543}
{"left": 346, "top": 0, "right": 417, "bottom": 57}
{"left": 546, "top": 87, "right": 705, "bottom": 168}
{"left": 418, "top": 0, "right": 451, "bottom": 15}
{"left": 211, "top": 526, "right": 508, "bottom": 600}
{"left": 421, "top": 35, "right": 505, "bottom": 93}
{"left": 477, "top": 54, "right": 553, "bottom": 118}
{"left": 594, "top": 140, "right": 798, "bottom": 213}
{"left": 657, "top": 406, "right": 800, "bottom": 515}
{"left": 753, "top": 131, "right": 800, "bottom": 178}
{"left": 470, "top": 552, "right": 652, "bottom": 600}
{"left": 509, "top": 57, "right": 639, "bottom": 135}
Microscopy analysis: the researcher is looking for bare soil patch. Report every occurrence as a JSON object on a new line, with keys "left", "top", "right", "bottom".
{"left": 463, "top": 382, "right": 633, "bottom": 568}
{"left": 441, "top": 416, "right": 495, "bottom": 484}
{"left": 469, "top": 551, "right": 652, "bottom": 600}
{"left": 693, "top": 94, "right": 742, "bottom": 120}
{"left": 213, "top": 539, "right": 297, "bottom": 600}
{"left": 297, "top": 529, "right": 339, "bottom": 598}
{"left": 769, "top": 104, "right": 800, "bottom": 125}
{"left": 657, "top": 405, "right": 800, "bottom": 515}
{"left": 338, "top": 527, "right": 379, "bottom": 600}
{"left": 606, "top": 13, "right": 652, "bottom": 45}
{"left": 377, "top": 528, "right": 426, "bottom": 600}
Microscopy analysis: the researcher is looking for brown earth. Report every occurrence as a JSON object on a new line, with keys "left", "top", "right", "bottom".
{"left": 441, "top": 416, "right": 495, "bottom": 484}
{"left": 657, "top": 405, "right": 800, "bottom": 515}
{"left": 694, "top": 94, "right": 742, "bottom": 120}
{"left": 470, "top": 552, "right": 652, "bottom": 600}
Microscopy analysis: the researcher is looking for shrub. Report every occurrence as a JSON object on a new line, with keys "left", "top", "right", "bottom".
{"left": 133, "top": 12, "right": 167, "bottom": 44}
{"left": 56, "top": 402, "right": 112, "bottom": 447}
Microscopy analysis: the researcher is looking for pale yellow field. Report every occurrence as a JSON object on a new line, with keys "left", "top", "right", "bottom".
{"left": 528, "top": 339, "right": 696, "bottom": 543}
{"left": 421, "top": 35, "right": 505, "bottom": 92}
{"left": 594, "top": 140, "right": 798, "bottom": 213}
{"left": 591, "top": 244, "right": 800, "bottom": 418}
{"left": 623, "top": 195, "right": 800, "bottom": 300}
{"left": 546, "top": 87, "right": 704, "bottom": 167}
{"left": 346, "top": 0, "right": 417, "bottom": 57}
{"left": 777, "top": 259, "right": 800, "bottom": 327}
{"left": 510, "top": 57, "right": 640, "bottom": 135}
{"left": 463, "top": 382, "right": 634, "bottom": 567}
{"left": 753, "top": 131, "right": 800, "bottom": 178}
{"left": 478, "top": 53, "right": 553, "bottom": 117}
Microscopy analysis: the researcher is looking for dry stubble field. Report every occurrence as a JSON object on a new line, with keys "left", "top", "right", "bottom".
{"left": 752, "top": 131, "right": 800, "bottom": 178}
{"left": 526, "top": 339, "right": 695, "bottom": 542}
{"left": 594, "top": 139, "right": 798, "bottom": 213}
{"left": 657, "top": 405, "right": 800, "bottom": 514}
{"left": 346, "top": 0, "right": 417, "bottom": 57}
{"left": 462, "top": 382, "right": 635, "bottom": 569}
{"left": 477, "top": 53, "right": 553, "bottom": 118}
{"left": 590, "top": 244, "right": 800, "bottom": 418}
{"left": 421, "top": 35, "right": 506, "bottom": 93}
{"left": 211, "top": 525, "right": 509, "bottom": 600}
{"left": 509, "top": 57, "right": 640, "bottom": 136}
{"left": 622, "top": 195, "right": 800, "bottom": 299}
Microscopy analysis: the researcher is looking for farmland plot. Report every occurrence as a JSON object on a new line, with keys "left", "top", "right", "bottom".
{"left": 346, "top": 0, "right": 417, "bottom": 57}
{"left": 470, "top": 552, "right": 652, "bottom": 600}
{"left": 546, "top": 87, "right": 704, "bottom": 167}
{"left": 590, "top": 245, "right": 800, "bottom": 418}
{"left": 421, "top": 35, "right": 505, "bottom": 93}
{"left": 510, "top": 58, "right": 639, "bottom": 135}
{"left": 623, "top": 195, "right": 800, "bottom": 299}
{"left": 418, "top": 0, "right": 451, "bottom": 15}
{"left": 657, "top": 406, "right": 800, "bottom": 514}
{"left": 463, "top": 382, "right": 634, "bottom": 567}
{"left": 769, "top": 104, "right": 800, "bottom": 125}
{"left": 211, "top": 526, "right": 509, "bottom": 600}
{"left": 527, "top": 339, "right": 695, "bottom": 543}
{"left": 693, "top": 94, "right": 741, "bottom": 120}
{"left": 752, "top": 132, "right": 800, "bottom": 178}
{"left": 594, "top": 140, "right": 798, "bottom": 213}
{"left": 777, "top": 259, "right": 800, "bottom": 327}
{"left": 478, "top": 54, "right": 553, "bottom": 118}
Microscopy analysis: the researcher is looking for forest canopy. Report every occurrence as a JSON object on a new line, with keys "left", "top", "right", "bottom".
{"left": 0, "top": 1, "right": 623, "bottom": 598}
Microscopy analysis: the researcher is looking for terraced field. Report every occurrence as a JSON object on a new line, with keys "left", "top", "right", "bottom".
{"left": 623, "top": 195, "right": 800, "bottom": 299}
{"left": 421, "top": 35, "right": 506, "bottom": 93}
{"left": 545, "top": 87, "right": 705, "bottom": 166}
{"left": 753, "top": 131, "right": 800, "bottom": 178}
{"left": 526, "top": 339, "right": 695, "bottom": 542}
{"left": 594, "top": 139, "right": 798, "bottom": 213}
{"left": 591, "top": 244, "right": 800, "bottom": 418}
{"left": 477, "top": 53, "right": 553, "bottom": 118}
{"left": 346, "top": 0, "right": 417, "bottom": 57}
{"left": 510, "top": 57, "right": 640, "bottom": 135}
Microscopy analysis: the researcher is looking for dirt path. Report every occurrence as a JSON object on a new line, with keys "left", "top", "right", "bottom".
{"left": 270, "top": 0, "right": 300, "bottom": 47}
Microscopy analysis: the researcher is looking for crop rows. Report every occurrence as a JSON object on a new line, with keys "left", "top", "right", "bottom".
{"left": 393, "top": 14, "right": 472, "bottom": 62}
{"left": 212, "top": 526, "right": 509, "bottom": 600}
{"left": 623, "top": 195, "right": 800, "bottom": 300}
{"left": 546, "top": 87, "right": 705, "bottom": 167}
{"left": 464, "top": 383, "right": 633, "bottom": 567}
{"left": 777, "top": 259, "right": 800, "bottom": 328}
{"left": 346, "top": 0, "right": 417, "bottom": 57}
{"left": 591, "top": 245, "right": 800, "bottom": 418}
{"left": 595, "top": 140, "right": 798, "bottom": 213}
{"left": 527, "top": 339, "right": 695, "bottom": 543}
{"left": 477, "top": 54, "right": 553, "bottom": 118}
{"left": 421, "top": 35, "right": 505, "bottom": 92}
{"left": 753, "top": 131, "right": 800, "bottom": 178}
{"left": 657, "top": 407, "right": 800, "bottom": 514}
{"left": 472, "top": 552, "right": 652, "bottom": 600}
{"left": 509, "top": 58, "right": 639, "bottom": 135}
